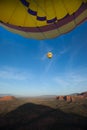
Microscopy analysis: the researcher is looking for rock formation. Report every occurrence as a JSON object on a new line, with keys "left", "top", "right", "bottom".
{"left": 56, "top": 96, "right": 72, "bottom": 102}
{"left": 56, "top": 92, "right": 87, "bottom": 102}
{"left": 0, "top": 96, "right": 16, "bottom": 101}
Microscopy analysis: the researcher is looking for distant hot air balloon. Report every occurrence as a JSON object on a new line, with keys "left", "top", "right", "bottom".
{"left": 47, "top": 52, "right": 53, "bottom": 59}
{"left": 0, "top": 0, "right": 87, "bottom": 40}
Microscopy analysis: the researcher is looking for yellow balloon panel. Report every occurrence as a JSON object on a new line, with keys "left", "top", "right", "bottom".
{"left": 37, "top": 0, "right": 46, "bottom": 17}
{"left": 9, "top": 2, "right": 27, "bottom": 26}
{"left": 45, "top": 0, "right": 56, "bottom": 20}
{"left": 0, "top": 0, "right": 18, "bottom": 23}
{"left": 0, "top": 0, "right": 87, "bottom": 39}
{"left": 63, "top": 0, "right": 82, "bottom": 15}
{"left": 0, "top": 0, "right": 85, "bottom": 27}
{"left": 29, "top": 0, "right": 37, "bottom": 12}
{"left": 53, "top": 0, "right": 67, "bottom": 20}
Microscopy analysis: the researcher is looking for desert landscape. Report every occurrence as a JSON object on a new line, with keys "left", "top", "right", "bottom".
{"left": 0, "top": 92, "right": 87, "bottom": 130}
{"left": 0, "top": 1, "right": 87, "bottom": 130}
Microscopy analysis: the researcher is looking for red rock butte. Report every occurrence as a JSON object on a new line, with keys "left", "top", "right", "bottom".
{"left": 0, "top": 96, "right": 16, "bottom": 101}
{"left": 56, "top": 92, "right": 87, "bottom": 102}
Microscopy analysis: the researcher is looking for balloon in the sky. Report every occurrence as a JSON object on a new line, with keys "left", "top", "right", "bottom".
{"left": 47, "top": 52, "right": 53, "bottom": 59}
{"left": 0, "top": 0, "right": 87, "bottom": 40}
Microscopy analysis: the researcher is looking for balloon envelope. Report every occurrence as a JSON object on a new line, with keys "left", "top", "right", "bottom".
{"left": 0, "top": 0, "right": 87, "bottom": 40}
{"left": 47, "top": 52, "right": 53, "bottom": 59}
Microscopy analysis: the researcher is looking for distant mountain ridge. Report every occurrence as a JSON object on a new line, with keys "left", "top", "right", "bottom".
{"left": 69, "top": 91, "right": 87, "bottom": 96}
{"left": 0, "top": 94, "right": 12, "bottom": 97}
{"left": 0, "top": 91, "right": 87, "bottom": 99}
{"left": 69, "top": 93, "right": 79, "bottom": 96}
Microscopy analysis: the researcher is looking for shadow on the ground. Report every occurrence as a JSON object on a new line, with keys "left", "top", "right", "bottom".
{"left": 0, "top": 103, "right": 87, "bottom": 130}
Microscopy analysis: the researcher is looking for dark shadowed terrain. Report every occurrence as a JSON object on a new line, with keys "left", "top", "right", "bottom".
{"left": 0, "top": 94, "right": 87, "bottom": 130}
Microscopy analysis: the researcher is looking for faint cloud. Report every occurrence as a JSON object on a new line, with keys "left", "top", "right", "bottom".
{"left": 53, "top": 69, "right": 87, "bottom": 88}
{"left": 66, "top": 42, "right": 86, "bottom": 71}
{"left": 54, "top": 77, "right": 69, "bottom": 87}
{"left": 45, "top": 59, "right": 54, "bottom": 73}
{"left": 59, "top": 47, "right": 70, "bottom": 55}
{"left": 41, "top": 53, "right": 47, "bottom": 61}
{"left": 0, "top": 66, "right": 32, "bottom": 80}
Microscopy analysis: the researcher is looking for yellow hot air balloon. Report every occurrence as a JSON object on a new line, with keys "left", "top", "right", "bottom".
{"left": 0, "top": 0, "right": 87, "bottom": 40}
{"left": 47, "top": 52, "right": 53, "bottom": 59}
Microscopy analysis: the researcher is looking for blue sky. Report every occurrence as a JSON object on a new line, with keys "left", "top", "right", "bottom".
{"left": 0, "top": 22, "right": 87, "bottom": 96}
